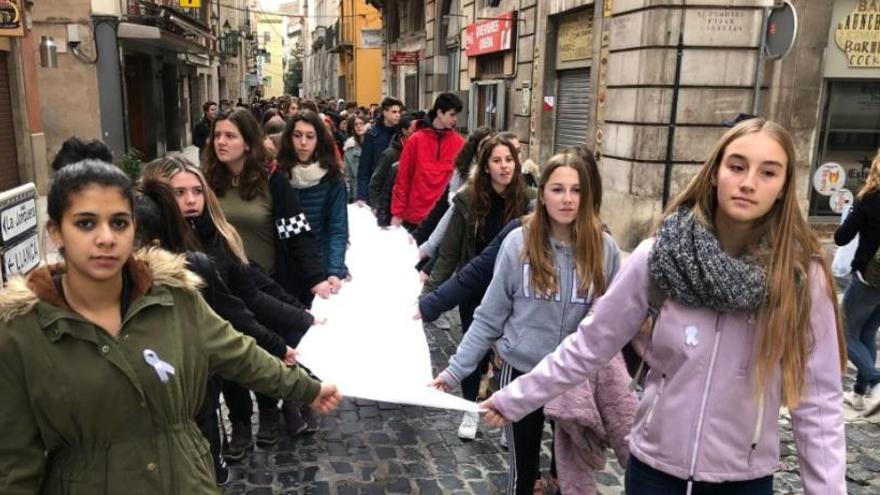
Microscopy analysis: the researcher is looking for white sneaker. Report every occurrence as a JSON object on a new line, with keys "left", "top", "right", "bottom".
{"left": 499, "top": 428, "right": 508, "bottom": 449}
{"left": 845, "top": 391, "right": 866, "bottom": 411}
{"left": 458, "top": 411, "right": 479, "bottom": 440}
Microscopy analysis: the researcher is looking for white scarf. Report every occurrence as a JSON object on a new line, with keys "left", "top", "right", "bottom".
{"left": 289, "top": 161, "right": 328, "bottom": 189}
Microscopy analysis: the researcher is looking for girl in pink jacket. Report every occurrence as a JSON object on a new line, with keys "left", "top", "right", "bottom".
{"left": 481, "top": 118, "right": 847, "bottom": 495}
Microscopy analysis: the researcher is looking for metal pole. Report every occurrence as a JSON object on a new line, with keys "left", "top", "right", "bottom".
{"left": 752, "top": 6, "right": 770, "bottom": 115}
{"left": 661, "top": 8, "right": 686, "bottom": 208}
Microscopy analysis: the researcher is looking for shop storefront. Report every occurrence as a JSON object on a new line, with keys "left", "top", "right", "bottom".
{"left": 552, "top": 8, "right": 591, "bottom": 153}
{"left": 811, "top": 0, "right": 880, "bottom": 217}
{"left": 463, "top": 11, "right": 515, "bottom": 132}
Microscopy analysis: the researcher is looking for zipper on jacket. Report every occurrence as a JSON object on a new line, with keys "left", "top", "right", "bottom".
{"left": 686, "top": 313, "right": 724, "bottom": 483}
{"left": 435, "top": 129, "right": 443, "bottom": 160}
{"left": 747, "top": 394, "right": 765, "bottom": 467}
{"left": 644, "top": 373, "right": 667, "bottom": 434}
{"left": 557, "top": 248, "right": 570, "bottom": 347}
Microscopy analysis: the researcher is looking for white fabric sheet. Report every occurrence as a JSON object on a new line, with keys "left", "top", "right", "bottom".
{"left": 296, "top": 205, "right": 480, "bottom": 413}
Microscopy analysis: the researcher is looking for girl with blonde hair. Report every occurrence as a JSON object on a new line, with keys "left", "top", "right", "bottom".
{"left": 142, "top": 155, "right": 319, "bottom": 455}
{"left": 481, "top": 118, "right": 847, "bottom": 494}
{"left": 432, "top": 150, "right": 623, "bottom": 494}
{"left": 834, "top": 148, "right": 880, "bottom": 413}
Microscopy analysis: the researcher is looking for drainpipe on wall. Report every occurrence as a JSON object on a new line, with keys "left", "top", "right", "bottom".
{"left": 93, "top": 16, "right": 128, "bottom": 156}
{"left": 661, "top": 5, "right": 686, "bottom": 208}
{"left": 751, "top": 6, "right": 770, "bottom": 116}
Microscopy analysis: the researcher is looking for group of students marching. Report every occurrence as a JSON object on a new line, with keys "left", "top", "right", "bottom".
{"left": 0, "top": 87, "right": 867, "bottom": 495}
{"left": 414, "top": 117, "right": 854, "bottom": 495}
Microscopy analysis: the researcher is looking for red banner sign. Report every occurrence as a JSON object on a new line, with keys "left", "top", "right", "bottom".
{"left": 390, "top": 51, "right": 419, "bottom": 66}
{"left": 464, "top": 11, "right": 515, "bottom": 56}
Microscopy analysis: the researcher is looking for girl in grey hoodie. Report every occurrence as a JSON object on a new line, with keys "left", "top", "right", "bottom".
{"left": 432, "top": 152, "right": 626, "bottom": 495}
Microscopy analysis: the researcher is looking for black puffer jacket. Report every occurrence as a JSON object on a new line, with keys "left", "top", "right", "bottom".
{"left": 185, "top": 251, "right": 287, "bottom": 357}
{"left": 190, "top": 212, "right": 314, "bottom": 346}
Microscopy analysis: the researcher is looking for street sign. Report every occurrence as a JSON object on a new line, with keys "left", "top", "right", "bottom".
{"left": 390, "top": 51, "right": 419, "bottom": 66}
{"left": 464, "top": 12, "right": 514, "bottom": 56}
{"left": 3, "top": 232, "right": 40, "bottom": 279}
{"left": 1, "top": 196, "right": 36, "bottom": 242}
{"left": 0, "top": 183, "right": 40, "bottom": 283}
{"left": 765, "top": 0, "right": 797, "bottom": 60}
{"left": 179, "top": 0, "right": 201, "bottom": 8}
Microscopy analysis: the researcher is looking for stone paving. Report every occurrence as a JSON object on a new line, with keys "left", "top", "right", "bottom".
{"left": 222, "top": 315, "right": 880, "bottom": 494}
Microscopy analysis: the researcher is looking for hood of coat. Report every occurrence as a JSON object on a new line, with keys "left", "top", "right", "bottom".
{"left": 0, "top": 248, "right": 203, "bottom": 322}
{"left": 343, "top": 136, "right": 360, "bottom": 151}
{"left": 521, "top": 158, "right": 540, "bottom": 179}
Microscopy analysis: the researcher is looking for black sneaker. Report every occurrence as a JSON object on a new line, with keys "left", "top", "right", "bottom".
{"left": 223, "top": 421, "right": 253, "bottom": 462}
{"left": 256, "top": 409, "right": 281, "bottom": 447}
{"left": 215, "top": 456, "right": 231, "bottom": 486}
{"left": 281, "top": 401, "right": 308, "bottom": 438}
{"left": 300, "top": 405, "right": 320, "bottom": 434}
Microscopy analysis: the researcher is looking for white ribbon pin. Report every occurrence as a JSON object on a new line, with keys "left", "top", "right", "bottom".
{"left": 685, "top": 326, "right": 699, "bottom": 347}
{"left": 143, "top": 349, "right": 176, "bottom": 383}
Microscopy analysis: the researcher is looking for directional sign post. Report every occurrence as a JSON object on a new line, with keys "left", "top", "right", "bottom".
{"left": 765, "top": 0, "right": 798, "bottom": 60}
{"left": 0, "top": 183, "right": 40, "bottom": 284}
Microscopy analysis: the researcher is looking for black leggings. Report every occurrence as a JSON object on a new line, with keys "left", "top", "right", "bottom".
{"left": 499, "top": 361, "right": 552, "bottom": 495}
{"left": 223, "top": 381, "right": 278, "bottom": 424}
{"left": 459, "top": 298, "right": 491, "bottom": 401}
{"left": 625, "top": 455, "right": 773, "bottom": 494}
{"left": 195, "top": 375, "right": 223, "bottom": 471}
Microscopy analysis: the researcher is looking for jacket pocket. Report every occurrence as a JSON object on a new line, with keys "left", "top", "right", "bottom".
{"left": 643, "top": 373, "right": 666, "bottom": 435}
{"left": 737, "top": 314, "right": 758, "bottom": 376}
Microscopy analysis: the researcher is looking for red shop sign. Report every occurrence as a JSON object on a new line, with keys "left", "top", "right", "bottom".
{"left": 390, "top": 51, "right": 419, "bottom": 65}
{"left": 464, "top": 11, "right": 515, "bottom": 56}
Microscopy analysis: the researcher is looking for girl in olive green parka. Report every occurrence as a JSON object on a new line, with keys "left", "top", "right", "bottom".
{"left": 0, "top": 160, "right": 342, "bottom": 495}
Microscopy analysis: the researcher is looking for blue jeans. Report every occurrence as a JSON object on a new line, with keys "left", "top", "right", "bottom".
{"left": 625, "top": 456, "right": 772, "bottom": 494}
{"left": 842, "top": 274, "right": 880, "bottom": 394}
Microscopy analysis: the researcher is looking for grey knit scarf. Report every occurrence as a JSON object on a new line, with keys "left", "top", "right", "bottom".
{"left": 648, "top": 207, "right": 767, "bottom": 312}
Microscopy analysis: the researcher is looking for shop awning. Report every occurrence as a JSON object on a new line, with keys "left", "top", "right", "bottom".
{"left": 161, "top": 7, "right": 216, "bottom": 41}
{"left": 118, "top": 22, "right": 210, "bottom": 55}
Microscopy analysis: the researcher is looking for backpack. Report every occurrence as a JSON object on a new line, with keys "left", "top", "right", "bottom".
{"left": 625, "top": 281, "right": 666, "bottom": 394}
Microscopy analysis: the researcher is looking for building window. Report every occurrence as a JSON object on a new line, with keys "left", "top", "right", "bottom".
{"left": 477, "top": 54, "right": 504, "bottom": 78}
{"left": 405, "top": 73, "right": 418, "bottom": 110}
{"left": 810, "top": 80, "right": 880, "bottom": 216}
{"left": 447, "top": 44, "right": 459, "bottom": 91}
{"left": 387, "top": 0, "right": 400, "bottom": 43}
{"left": 406, "top": 0, "right": 425, "bottom": 33}
{"left": 470, "top": 81, "right": 505, "bottom": 131}
{"left": 264, "top": 31, "right": 271, "bottom": 44}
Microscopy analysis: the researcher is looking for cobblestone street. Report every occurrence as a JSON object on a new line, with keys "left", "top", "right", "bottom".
{"left": 222, "top": 318, "right": 880, "bottom": 494}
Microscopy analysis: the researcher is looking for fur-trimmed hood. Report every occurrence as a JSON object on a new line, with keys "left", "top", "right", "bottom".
{"left": 0, "top": 247, "right": 203, "bottom": 323}
{"left": 343, "top": 136, "right": 360, "bottom": 151}
{"left": 521, "top": 158, "right": 540, "bottom": 179}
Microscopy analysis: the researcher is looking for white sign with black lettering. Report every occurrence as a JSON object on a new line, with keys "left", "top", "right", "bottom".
{"left": 3, "top": 233, "right": 40, "bottom": 278}
{"left": 1, "top": 198, "right": 37, "bottom": 242}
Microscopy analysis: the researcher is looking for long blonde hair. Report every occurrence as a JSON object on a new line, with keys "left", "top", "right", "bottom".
{"left": 141, "top": 154, "right": 250, "bottom": 265}
{"left": 522, "top": 152, "right": 605, "bottom": 299}
{"left": 663, "top": 118, "right": 845, "bottom": 408}
{"left": 858, "top": 149, "right": 880, "bottom": 200}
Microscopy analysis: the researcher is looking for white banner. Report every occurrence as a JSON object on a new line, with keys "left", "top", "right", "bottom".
{"left": 297, "top": 206, "right": 479, "bottom": 413}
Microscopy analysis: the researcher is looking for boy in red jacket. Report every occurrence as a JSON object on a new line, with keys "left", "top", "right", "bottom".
{"left": 390, "top": 93, "right": 465, "bottom": 230}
